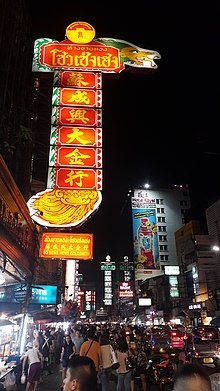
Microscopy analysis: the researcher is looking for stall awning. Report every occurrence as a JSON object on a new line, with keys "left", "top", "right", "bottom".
{"left": 0, "top": 319, "right": 14, "bottom": 326}
{"left": 33, "top": 310, "right": 63, "bottom": 323}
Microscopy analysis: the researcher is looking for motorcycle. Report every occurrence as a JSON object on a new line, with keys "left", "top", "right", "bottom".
{"left": 146, "top": 352, "right": 178, "bottom": 390}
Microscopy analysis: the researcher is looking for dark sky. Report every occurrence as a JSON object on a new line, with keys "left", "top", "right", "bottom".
{"left": 25, "top": 2, "right": 219, "bottom": 286}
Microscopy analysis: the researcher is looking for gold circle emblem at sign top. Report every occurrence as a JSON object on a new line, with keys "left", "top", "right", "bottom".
{"left": 66, "top": 21, "right": 96, "bottom": 44}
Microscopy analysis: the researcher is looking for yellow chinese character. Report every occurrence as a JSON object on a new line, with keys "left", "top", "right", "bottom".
{"left": 65, "top": 148, "right": 90, "bottom": 165}
{"left": 64, "top": 170, "right": 89, "bottom": 187}
{"left": 66, "top": 128, "right": 91, "bottom": 145}
{"left": 67, "top": 109, "right": 89, "bottom": 124}
{"left": 67, "top": 72, "right": 89, "bottom": 87}
{"left": 67, "top": 90, "right": 90, "bottom": 104}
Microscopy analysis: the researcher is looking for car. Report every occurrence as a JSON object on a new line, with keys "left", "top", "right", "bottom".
{"left": 149, "top": 325, "right": 173, "bottom": 355}
{"left": 170, "top": 328, "right": 186, "bottom": 350}
{"left": 186, "top": 325, "right": 220, "bottom": 366}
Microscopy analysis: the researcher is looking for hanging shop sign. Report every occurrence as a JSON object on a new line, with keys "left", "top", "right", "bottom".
{"left": 39, "top": 232, "right": 93, "bottom": 260}
{"left": 53, "top": 71, "right": 102, "bottom": 89}
{"left": 48, "top": 146, "right": 102, "bottom": 168}
{"left": 28, "top": 21, "right": 160, "bottom": 229}
{"left": 33, "top": 22, "right": 160, "bottom": 73}
{"left": 50, "top": 126, "right": 102, "bottom": 147}
{"left": 52, "top": 87, "right": 102, "bottom": 107}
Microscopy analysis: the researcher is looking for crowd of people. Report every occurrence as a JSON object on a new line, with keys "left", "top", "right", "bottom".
{"left": 19, "top": 322, "right": 218, "bottom": 391}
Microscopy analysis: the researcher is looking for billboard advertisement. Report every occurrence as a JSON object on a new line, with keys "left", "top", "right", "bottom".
{"left": 132, "top": 192, "right": 162, "bottom": 281}
{"left": 0, "top": 285, "right": 57, "bottom": 304}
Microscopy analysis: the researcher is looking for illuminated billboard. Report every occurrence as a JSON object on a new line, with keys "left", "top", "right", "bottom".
{"left": 39, "top": 232, "right": 93, "bottom": 260}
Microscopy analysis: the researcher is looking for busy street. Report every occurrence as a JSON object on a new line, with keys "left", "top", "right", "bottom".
{"left": 5, "top": 321, "right": 219, "bottom": 391}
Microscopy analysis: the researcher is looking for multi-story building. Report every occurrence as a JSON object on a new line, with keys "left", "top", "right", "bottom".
{"left": 174, "top": 201, "right": 220, "bottom": 326}
{"left": 205, "top": 199, "right": 220, "bottom": 313}
{"left": 131, "top": 184, "right": 191, "bottom": 321}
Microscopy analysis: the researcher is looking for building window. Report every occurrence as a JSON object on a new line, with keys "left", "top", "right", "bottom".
{"left": 158, "top": 226, "right": 167, "bottom": 232}
{"left": 156, "top": 199, "right": 164, "bottom": 205}
{"left": 157, "top": 207, "right": 165, "bottom": 214}
{"left": 159, "top": 235, "right": 167, "bottom": 241}
{"left": 160, "top": 245, "right": 168, "bottom": 251}
{"left": 158, "top": 217, "right": 166, "bottom": 223}
{"left": 160, "top": 255, "right": 169, "bottom": 261}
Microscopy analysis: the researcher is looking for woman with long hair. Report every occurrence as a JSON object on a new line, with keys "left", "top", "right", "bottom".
{"left": 60, "top": 334, "right": 75, "bottom": 388}
{"left": 115, "top": 336, "right": 132, "bottom": 391}
{"left": 99, "top": 332, "right": 113, "bottom": 391}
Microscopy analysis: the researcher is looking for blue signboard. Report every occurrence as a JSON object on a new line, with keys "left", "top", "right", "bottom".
{"left": 0, "top": 285, "right": 57, "bottom": 304}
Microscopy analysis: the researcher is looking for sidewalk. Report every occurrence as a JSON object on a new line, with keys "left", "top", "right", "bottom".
{"left": 36, "top": 364, "right": 158, "bottom": 391}
{"left": 37, "top": 363, "right": 62, "bottom": 391}
{"left": 37, "top": 363, "right": 118, "bottom": 391}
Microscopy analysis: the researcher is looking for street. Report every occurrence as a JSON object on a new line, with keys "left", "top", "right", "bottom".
{"left": 37, "top": 362, "right": 220, "bottom": 391}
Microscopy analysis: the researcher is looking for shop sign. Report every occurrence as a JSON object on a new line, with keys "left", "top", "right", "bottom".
{"left": 52, "top": 87, "right": 102, "bottom": 107}
{"left": 51, "top": 106, "right": 102, "bottom": 127}
{"left": 39, "top": 232, "right": 93, "bottom": 260}
{"left": 118, "top": 290, "right": 134, "bottom": 297}
{"left": 48, "top": 146, "right": 102, "bottom": 168}
{"left": 47, "top": 167, "right": 102, "bottom": 190}
{"left": 53, "top": 70, "right": 102, "bottom": 89}
{"left": 50, "top": 126, "right": 102, "bottom": 147}
{"left": 119, "top": 262, "right": 135, "bottom": 270}
{"left": 101, "top": 262, "right": 116, "bottom": 271}
{"left": 38, "top": 41, "right": 122, "bottom": 72}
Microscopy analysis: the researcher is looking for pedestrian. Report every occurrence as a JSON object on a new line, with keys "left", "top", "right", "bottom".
{"left": 63, "top": 355, "right": 97, "bottom": 391}
{"left": 60, "top": 334, "right": 76, "bottom": 388}
{"left": 21, "top": 342, "right": 43, "bottom": 391}
{"left": 115, "top": 336, "right": 132, "bottom": 391}
{"left": 41, "top": 331, "right": 53, "bottom": 376}
{"left": 99, "top": 332, "right": 113, "bottom": 391}
{"left": 173, "top": 362, "right": 212, "bottom": 391}
{"left": 55, "top": 327, "right": 65, "bottom": 364}
{"left": 130, "top": 328, "right": 150, "bottom": 391}
{"left": 71, "top": 329, "right": 85, "bottom": 355}
{"left": 80, "top": 327, "right": 102, "bottom": 379}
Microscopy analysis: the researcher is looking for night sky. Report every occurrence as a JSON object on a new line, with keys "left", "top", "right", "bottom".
{"left": 25, "top": 2, "right": 219, "bottom": 290}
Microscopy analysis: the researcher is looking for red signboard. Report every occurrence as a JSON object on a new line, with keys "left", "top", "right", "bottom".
{"left": 50, "top": 126, "right": 102, "bottom": 147}
{"left": 51, "top": 106, "right": 102, "bottom": 127}
{"left": 40, "top": 41, "right": 123, "bottom": 72}
{"left": 48, "top": 167, "right": 102, "bottom": 190}
{"left": 54, "top": 71, "right": 102, "bottom": 89}
{"left": 39, "top": 232, "right": 93, "bottom": 260}
{"left": 53, "top": 87, "right": 102, "bottom": 107}
{"left": 51, "top": 146, "right": 102, "bottom": 168}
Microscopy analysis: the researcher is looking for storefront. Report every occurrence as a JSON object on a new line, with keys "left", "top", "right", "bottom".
{"left": 0, "top": 154, "right": 39, "bottom": 359}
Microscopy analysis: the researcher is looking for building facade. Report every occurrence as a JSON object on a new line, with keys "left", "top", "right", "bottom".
{"left": 131, "top": 185, "right": 191, "bottom": 321}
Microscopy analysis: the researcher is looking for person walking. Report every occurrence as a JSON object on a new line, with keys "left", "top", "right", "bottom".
{"left": 60, "top": 334, "right": 76, "bottom": 388}
{"left": 79, "top": 328, "right": 102, "bottom": 380}
{"left": 130, "top": 328, "right": 150, "bottom": 391}
{"left": 71, "top": 329, "right": 85, "bottom": 355}
{"left": 41, "top": 331, "right": 53, "bottom": 376}
{"left": 55, "top": 327, "right": 65, "bottom": 364}
{"left": 115, "top": 335, "right": 132, "bottom": 391}
{"left": 21, "top": 342, "right": 43, "bottom": 391}
{"left": 99, "top": 332, "right": 113, "bottom": 391}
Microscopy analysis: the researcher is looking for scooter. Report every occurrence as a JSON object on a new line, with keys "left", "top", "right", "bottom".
{"left": 146, "top": 352, "right": 177, "bottom": 390}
